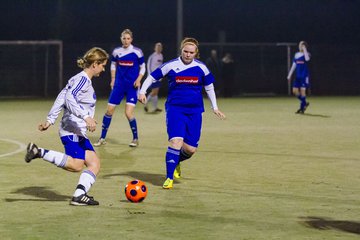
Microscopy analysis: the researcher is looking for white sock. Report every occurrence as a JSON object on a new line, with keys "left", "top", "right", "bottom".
{"left": 73, "top": 170, "right": 96, "bottom": 197}
{"left": 41, "top": 148, "right": 68, "bottom": 168}
{"left": 152, "top": 95, "right": 158, "bottom": 109}
{"left": 146, "top": 94, "right": 153, "bottom": 108}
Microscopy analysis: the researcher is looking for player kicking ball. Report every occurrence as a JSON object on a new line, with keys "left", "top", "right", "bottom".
{"left": 25, "top": 47, "right": 108, "bottom": 206}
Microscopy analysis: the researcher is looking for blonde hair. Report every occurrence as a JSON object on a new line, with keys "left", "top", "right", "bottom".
{"left": 180, "top": 37, "right": 200, "bottom": 58}
{"left": 121, "top": 28, "right": 133, "bottom": 39}
{"left": 77, "top": 47, "right": 109, "bottom": 69}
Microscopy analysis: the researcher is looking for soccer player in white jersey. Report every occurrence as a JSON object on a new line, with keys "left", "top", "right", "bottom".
{"left": 287, "top": 41, "right": 311, "bottom": 114}
{"left": 139, "top": 37, "right": 226, "bottom": 189}
{"left": 94, "top": 29, "right": 145, "bottom": 147}
{"left": 25, "top": 47, "right": 109, "bottom": 206}
{"left": 144, "top": 42, "right": 164, "bottom": 113}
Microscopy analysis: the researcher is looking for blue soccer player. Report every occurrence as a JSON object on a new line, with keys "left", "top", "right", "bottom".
{"left": 25, "top": 47, "right": 109, "bottom": 206}
{"left": 287, "top": 41, "right": 311, "bottom": 114}
{"left": 94, "top": 29, "right": 145, "bottom": 147}
{"left": 139, "top": 37, "right": 226, "bottom": 189}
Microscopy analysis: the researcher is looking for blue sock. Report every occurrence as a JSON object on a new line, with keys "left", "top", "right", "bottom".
{"left": 165, "top": 147, "right": 180, "bottom": 179}
{"left": 179, "top": 148, "right": 192, "bottom": 162}
{"left": 129, "top": 118, "right": 138, "bottom": 140}
{"left": 299, "top": 96, "right": 306, "bottom": 110}
{"left": 100, "top": 114, "right": 112, "bottom": 139}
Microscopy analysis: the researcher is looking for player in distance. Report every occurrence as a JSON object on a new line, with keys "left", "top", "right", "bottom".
{"left": 287, "top": 41, "right": 311, "bottom": 114}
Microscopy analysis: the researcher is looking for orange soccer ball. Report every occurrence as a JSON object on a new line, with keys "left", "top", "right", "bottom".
{"left": 124, "top": 180, "right": 148, "bottom": 203}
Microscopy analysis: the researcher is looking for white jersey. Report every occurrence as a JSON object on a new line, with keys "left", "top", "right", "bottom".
{"left": 147, "top": 52, "right": 163, "bottom": 74}
{"left": 46, "top": 71, "right": 96, "bottom": 138}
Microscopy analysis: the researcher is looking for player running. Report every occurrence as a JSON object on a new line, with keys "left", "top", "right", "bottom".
{"left": 25, "top": 47, "right": 109, "bottom": 206}
{"left": 287, "top": 41, "right": 311, "bottom": 114}
{"left": 139, "top": 37, "right": 226, "bottom": 189}
{"left": 94, "top": 29, "right": 145, "bottom": 147}
{"left": 144, "top": 42, "right": 164, "bottom": 113}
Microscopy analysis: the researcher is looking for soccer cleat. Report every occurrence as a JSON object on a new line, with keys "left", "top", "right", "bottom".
{"left": 162, "top": 178, "right": 173, "bottom": 189}
{"left": 70, "top": 194, "right": 99, "bottom": 206}
{"left": 304, "top": 102, "right": 310, "bottom": 112}
{"left": 173, "top": 164, "right": 181, "bottom": 179}
{"left": 154, "top": 108, "right": 162, "bottom": 113}
{"left": 144, "top": 106, "right": 149, "bottom": 112}
{"left": 93, "top": 138, "right": 106, "bottom": 147}
{"left": 295, "top": 109, "right": 304, "bottom": 114}
{"left": 129, "top": 139, "right": 139, "bottom": 147}
{"left": 25, "top": 142, "right": 41, "bottom": 163}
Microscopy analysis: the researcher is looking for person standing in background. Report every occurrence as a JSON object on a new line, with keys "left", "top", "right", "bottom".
{"left": 144, "top": 42, "right": 164, "bottom": 113}
{"left": 94, "top": 29, "right": 145, "bottom": 147}
{"left": 287, "top": 41, "right": 311, "bottom": 114}
{"left": 205, "top": 49, "right": 221, "bottom": 95}
{"left": 221, "top": 53, "right": 236, "bottom": 97}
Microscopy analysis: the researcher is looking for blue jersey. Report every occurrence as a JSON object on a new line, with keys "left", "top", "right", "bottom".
{"left": 150, "top": 57, "right": 215, "bottom": 114}
{"left": 293, "top": 52, "right": 310, "bottom": 79}
{"left": 111, "top": 44, "right": 145, "bottom": 86}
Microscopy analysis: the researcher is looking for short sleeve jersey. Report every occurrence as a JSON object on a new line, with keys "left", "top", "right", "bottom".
{"left": 293, "top": 52, "right": 310, "bottom": 79}
{"left": 150, "top": 57, "right": 215, "bottom": 114}
{"left": 111, "top": 44, "right": 144, "bottom": 86}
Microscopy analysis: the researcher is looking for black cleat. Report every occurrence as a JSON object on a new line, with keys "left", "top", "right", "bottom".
{"left": 154, "top": 108, "right": 162, "bottom": 113}
{"left": 144, "top": 106, "right": 149, "bottom": 112}
{"left": 25, "top": 142, "right": 41, "bottom": 163}
{"left": 295, "top": 109, "right": 304, "bottom": 114}
{"left": 70, "top": 194, "right": 99, "bottom": 206}
{"left": 304, "top": 102, "right": 310, "bottom": 112}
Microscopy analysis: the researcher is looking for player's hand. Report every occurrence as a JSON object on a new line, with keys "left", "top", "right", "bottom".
{"left": 213, "top": 109, "right": 226, "bottom": 120}
{"left": 134, "top": 79, "right": 141, "bottom": 88}
{"left": 85, "top": 117, "right": 97, "bottom": 132}
{"left": 38, "top": 121, "right": 51, "bottom": 131}
{"left": 138, "top": 94, "right": 147, "bottom": 104}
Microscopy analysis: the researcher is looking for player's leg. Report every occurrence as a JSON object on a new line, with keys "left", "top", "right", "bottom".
{"left": 175, "top": 113, "right": 202, "bottom": 179}
{"left": 94, "top": 87, "right": 123, "bottom": 146}
{"left": 151, "top": 87, "right": 161, "bottom": 112}
{"left": 126, "top": 88, "right": 139, "bottom": 147}
{"left": 70, "top": 138, "right": 100, "bottom": 206}
{"left": 163, "top": 111, "right": 185, "bottom": 188}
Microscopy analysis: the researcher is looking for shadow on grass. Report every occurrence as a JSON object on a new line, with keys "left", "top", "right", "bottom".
{"left": 102, "top": 171, "right": 165, "bottom": 187}
{"left": 300, "top": 216, "right": 360, "bottom": 235}
{"left": 5, "top": 186, "right": 70, "bottom": 202}
{"left": 302, "top": 113, "right": 331, "bottom": 118}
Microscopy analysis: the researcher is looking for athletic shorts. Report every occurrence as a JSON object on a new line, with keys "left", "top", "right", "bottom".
{"left": 166, "top": 110, "right": 202, "bottom": 148}
{"left": 293, "top": 76, "right": 310, "bottom": 89}
{"left": 60, "top": 135, "right": 94, "bottom": 160}
{"left": 108, "top": 85, "right": 138, "bottom": 105}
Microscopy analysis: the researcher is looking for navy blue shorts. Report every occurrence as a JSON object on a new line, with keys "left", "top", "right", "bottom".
{"left": 166, "top": 110, "right": 202, "bottom": 148}
{"left": 293, "top": 77, "right": 310, "bottom": 89}
{"left": 108, "top": 85, "right": 138, "bottom": 106}
{"left": 61, "top": 135, "right": 94, "bottom": 160}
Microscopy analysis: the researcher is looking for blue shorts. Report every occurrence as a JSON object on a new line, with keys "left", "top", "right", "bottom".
{"left": 108, "top": 85, "right": 138, "bottom": 105}
{"left": 61, "top": 135, "right": 94, "bottom": 160}
{"left": 293, "top": 77, "right": 310, "bottom": 88}
{"left": 166, "top": 110, "right": 202, "bottom": 148}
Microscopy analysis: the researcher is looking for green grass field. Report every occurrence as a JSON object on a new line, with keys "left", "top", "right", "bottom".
{"left": 0, "top": 97, "right": 359, "bottom": 240}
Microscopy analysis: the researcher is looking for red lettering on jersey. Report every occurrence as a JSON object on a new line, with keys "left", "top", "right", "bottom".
{"left": 175, "top": 76, "right": 199, "bottom": 84}
{"left": 118, "top": 61, "right": 134, "bottom": 66}
{"left": 296, "top": 60, "right": 305, "bottom": 64}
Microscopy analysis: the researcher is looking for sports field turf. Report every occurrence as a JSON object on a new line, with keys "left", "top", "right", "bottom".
{"left": 0, "top": 97, "right": 359, "bottom": 240}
